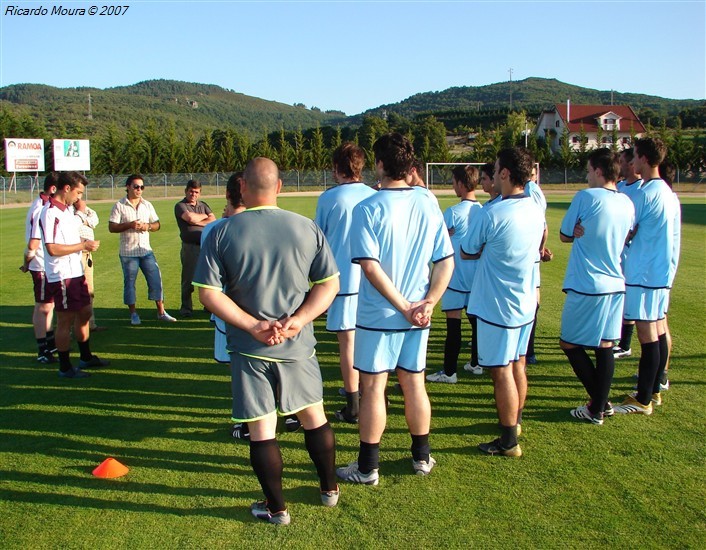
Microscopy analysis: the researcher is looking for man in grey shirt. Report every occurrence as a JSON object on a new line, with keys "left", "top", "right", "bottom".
{"left": 194, "top": 157, "right": 340, "bottom": 525}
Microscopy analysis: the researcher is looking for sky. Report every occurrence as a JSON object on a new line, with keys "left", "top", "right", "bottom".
{"left": 1, "top": 0, "right": 704, "bottom": 115}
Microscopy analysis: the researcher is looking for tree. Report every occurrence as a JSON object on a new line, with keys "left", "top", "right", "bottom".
{"left": 330, "top": 125, "right": 342, "bottom": 152}
{"left": 234, "top": 131, "right": 251, "bottom": 170}
{"left": 309, "top": 124, "right": 326, "bottom": 170}
{"left": 255, "top": 129, "right": 274, "bottom": 159}
{"left": 217, "top": 129, "right": 237, "bottom": 172}
{"left": 669, "top": 119, "right": 693, "bottom": 177}
{"left": 198, "top": 130, "right": 217, "bottom": 172}
{"left": 123, "top": 123, "right": 146, "bottom": 173}
{"left": 182, "top": 130, "right": 199, "bottom": 172}
{"left": 292, "top": 127, "right": 307, "bottom": 172}
{"left": 576, "top": 123, "right": 589, "bottom": 165}
{"left": 276, "top": 127, "right": 292, "bottom": 170}
{"left": 96, "top": 124, "right": 124, "bottom": 174}
{"left": 142, "top": 120, "right": 164, "bottom": 173}
{"left": 163, "top": 122, "right": 183, "bottom": 174}
{"left": 558, "top": 126, "right": 575, "bottom": 183}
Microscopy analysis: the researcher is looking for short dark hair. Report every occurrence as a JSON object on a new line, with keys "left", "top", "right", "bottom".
{"left": 496, "top": 147, "right": 532, "bottom": 187}
{"left": 480, "top": 162, "right": 494, "bottom": 180}
{"left": 126, "top": 174, "right": 145, "bottom": 186}
{"left": 226, "top": 172, "right": 245, "bottom": 208}
{"left": 620, "top": 147, "right": 634, "bottom": 162}
{"left": 43, "top": 172, "right": 59, "bottom": 193}
{"left": 588, "top": 148, "right": 620, "bottom": 183}
{"left": 186, "top": 179, "right": 202, "bottom": 190}
{"left": 332, "top": 142, "right": 365, "bottom": 181}
{"left": 452, "top": 165, "right": 479, "bottom": 192}
{"left": 659, "top": 160, "right": 676, "bottom": 188}
{"left": 373, "top": 133, "right": 415, "bottom": 181}
{"left": 58, "top": 171, "right": 88, "bottom": 189}
{"left": 634, "top": 137, "right": 667, "bottom": 167}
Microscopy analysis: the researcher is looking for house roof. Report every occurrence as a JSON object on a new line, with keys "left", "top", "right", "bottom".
{"left": 551, "top": 104, "right": 646, "bottom": 134}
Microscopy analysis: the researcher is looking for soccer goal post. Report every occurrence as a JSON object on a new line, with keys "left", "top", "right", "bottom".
{"left": 425, "top": 162, "right": 541, "bottom": 189}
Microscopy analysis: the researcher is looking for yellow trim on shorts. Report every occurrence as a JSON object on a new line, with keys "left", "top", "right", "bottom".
{"left": 231, "top": 410, "right": 278, "bottom": 423}
{"left": 193, "top": 282, "right": 222, "bottom": 291}
{"left": 312, "top": 272, "right": 340, "bottom": 285}
{"left": 279, "top": 399, "right": 324, "bottom": 417}
{"left": 238, "top": 350, "right": 317, "bottom": 362}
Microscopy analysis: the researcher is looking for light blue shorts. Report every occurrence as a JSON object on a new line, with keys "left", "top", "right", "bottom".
{"left": 477, "top": 319, "right": 532, "bottom": 367}
{"left": 354, "top": 327, "right": 429, "bottom": 374}
{"left": 326, "top": 294, "right": 358, "bottom": 331}
{"left": 560, "top": 291, "right": 624, "bottom": 348}
{"left": 441, "top": 287, "right": 468, "bottom": 311}
{"left": 624, "top": 286, "right": 668, "bottom": 321}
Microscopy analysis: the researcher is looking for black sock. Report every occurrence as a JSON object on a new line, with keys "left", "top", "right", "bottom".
{"left": 304, "top": 423, "right": 337, "bottom": 491}
{"left": 443, "top": 318, "right": 462, "bottom": 376}
{"left": 77, "top": 339, "right": 92, "bottom": 362}
{"left": 527, "top": 304, "right": 539, "bottom": 356}
{"left": 593, "top": 347, "right": 615, "bottom": 415}
{"left": 619, "top": 323, "right": 635, "bottom": 351}
{"left": 500, "top": 424, "right": 518, "bottom": 448}
{"left": 346, "top": 391, "right": 360, "bottom": 418}
{"left": 36, "top": 337, "right": 48, "bottom": 354}
{"left": 46, "top": 330, "right": 56, "bottom": 351}
{"left": 249, "top": 438, "right": 285, "bottom": 513}
{"left": 564, "top": 347, "right": 597, "bottom": 400}
{"left": 58, "top": 351, "right": 71, "bottom": 372}
{"left": 653, "top": 333, "right": 669, "bottom": 394}
{"left": 467, "top": 314, "right": 478, "bottom": 367}
{"left": 357, "top": 441, "right": 380, "bottom": 474}
{"left": 636, "top": 341, "right": 660, "bottom": 405}
{"left": 410, "top": 433, "right": 430, "bottom": 463}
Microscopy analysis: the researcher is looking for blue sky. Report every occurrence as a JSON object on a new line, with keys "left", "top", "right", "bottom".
{"left": 1, "top": 1, "right": 704, "bottom": 115}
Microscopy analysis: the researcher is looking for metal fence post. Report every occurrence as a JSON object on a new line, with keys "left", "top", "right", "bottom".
{"left": 1, "top": 176, "right": 5, "bottom": 205}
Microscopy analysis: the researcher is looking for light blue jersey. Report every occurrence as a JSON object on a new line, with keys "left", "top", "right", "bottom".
{"left": 524, "top": 180, "right": 547, "bottom": 212}
{"left": 351, "top": 187, "right": 453, "bottom": 331}
{"left": 483, "top": 194, "right": 502, "bottom": 210}
{"left": 464, "top": 194, "right": 544, "bottom": 328}
{"left": 444, "top": 199, "right": 482, "bottom": 293}
{"left": 315, "top": 182, "right": 377, "bottom": 295}
{"left": 669, "top": 191, "right": 681, "bottom": 286}
{"left": 624, "top": 178, "right": 678, "bottom": 289}
{"left": 617, "top": 178, "right": 643, "bottom": 200}
{"left": 560, "top": 188, "right": 634, "bottom": 295}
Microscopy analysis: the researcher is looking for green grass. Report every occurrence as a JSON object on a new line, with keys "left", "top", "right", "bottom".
{"left": 1, "top": 193, "right": 705, "bottom": 549}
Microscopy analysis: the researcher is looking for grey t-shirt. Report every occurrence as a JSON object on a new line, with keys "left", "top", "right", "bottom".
{"left": 194, "top": 206, "right": 339, "bottom": 361}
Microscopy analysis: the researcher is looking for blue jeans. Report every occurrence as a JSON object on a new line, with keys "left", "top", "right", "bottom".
{"left": 120, "top": 252, "right": 164, "bottom": 306}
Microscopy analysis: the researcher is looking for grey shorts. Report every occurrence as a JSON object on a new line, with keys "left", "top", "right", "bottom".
{"left": 230, "top": 353, "right": 324, "bottom": 422}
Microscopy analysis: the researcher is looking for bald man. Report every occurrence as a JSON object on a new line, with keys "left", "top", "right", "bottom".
{"left": 194, "top": 157, "right": 340, "bottom": 525}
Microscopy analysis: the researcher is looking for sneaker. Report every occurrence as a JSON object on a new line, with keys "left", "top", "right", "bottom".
{"left": 613, "top": 395, "right": 653, "bottom": 415}
{"left": 660, "top": 379, "right": 670, "bottom": 392}
{"left": 37, "top": 349, "right": 57, "bottom": 364}
{"left": 336, "top": 462, "right": 379, "bottom": 485}
{"left": 463, "top": 362, "right": 483, "bottom": 375}
{"left": 613, "top": 346, "right": 632, "bottom": 359}
{"left": 603, "top": 401, "right": 615, "bottom": 417}
{"left": 285, "top": 416, "right": 301, "bottom": 432}
{"left": 58, "top": 366, "right": 91, "bottom": 379}
{"left": 570, "top": 404, "right": 604, "bottom": 425}
{"left": 130, "top": 312, "right": 141, "bottom": 326}
{"left": 478, "top": 438, "right": 522, "bottom": 457}
{"left": 231, "top": 423, "right": 250, "bottom": 440}
{"left": 250, "top": 500, "right": 291, "bottom": 525}
{"left": 412, "top": 455, "right": 437, "bottom": 476}
{"left": 526, "top": 355, "right": 537, "bottom": 365}
{"left": 334, "top": 406, "right": 358, "bottom": 424}
{"left": 651, "top": 392, "right": 662, "bottom": 406}
{"left": 79, "top": 355, "right": 111, "bottom": 369}
{"left": 425, "top": 370, "right": 457, "bottom": 384}
{"left": 158, "top": 312, "right": 177, "bottom": 322}
{"left": 320, "top": 485, "right": 340, "bottom": 507}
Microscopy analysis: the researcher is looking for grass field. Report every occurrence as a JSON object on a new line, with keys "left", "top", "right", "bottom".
{"left": 1, "top": 192, "right": 705, "bottom": 549}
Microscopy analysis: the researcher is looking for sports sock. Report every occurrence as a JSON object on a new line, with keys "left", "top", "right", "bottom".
{"left": 304, "top": 423, "right": 337, "bottom": 491}
{"left": 249, "top": 438, "right": 285, "bottom": 513}
{"left": 527, "top": 304, "right": 539, "bottom": 357}
{"left": 443, "top": 318, "right": 462, "bottom": 376}
{"left": 46, "top": 330, "right": 56, "bottom": 352}
{"left": 346, "top": 391, "right": 359, "bottom": 418}
{"left": 467, "top": 314, "right": 478, "bottom": 367}
{"left": 36, "top": 337, "right": 48, "bottom": 354}
{"left": 636, "top": 341, "right": 660, "bottom": 405}
{"left": 593, "top": 347, "right": 615, "bottom": 415}
{"left": 357, "top": 441, "right": 380, "bottom": 474}
{"left": 77, "top": 339, "right": 92, "bottom": 362}
{"left": 618, "top": 323, "right": 634, "bottom": 351}
{"left": 58, "top": 351, "right": 72, "bottom": 372}
{"left": 410, "top": 433, "right": 430, "bottom": 463}
{"left": 660, "top": 369, "right": 669, "bottom": 386}
{"left": 653, "top": 333, "right": 669, "bottom": 394}
{"left": 563, "top": 347, "right": 596, "bottom": 400}
{"left": 499, "top": 424, "right": 518, "bottom": 449}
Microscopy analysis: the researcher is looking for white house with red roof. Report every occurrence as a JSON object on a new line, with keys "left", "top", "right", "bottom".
{"left": 535, "top": 102, "right": 646, "bottom": 152}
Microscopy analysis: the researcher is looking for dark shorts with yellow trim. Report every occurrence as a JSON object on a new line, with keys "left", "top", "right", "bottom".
{"left": 230, "top": 352, "right": 323, "bottom": 422}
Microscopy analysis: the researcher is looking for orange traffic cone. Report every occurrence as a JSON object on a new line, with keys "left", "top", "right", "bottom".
{"left": 92, "top": 457, "right": 129, "bottom": 478}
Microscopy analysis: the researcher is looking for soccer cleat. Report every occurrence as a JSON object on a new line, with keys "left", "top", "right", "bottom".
{"left": 412, "top": 455, "right": 437, "bottom": 476}
{"left": 425, "top": 370, "right": 457, "bottom": 384}
{"left": 130, "top": 312, "right": 141, "bottom": 326}
{"left": 58, "top": 366, "right": 91, "bottom": 379}
{"left": 37, "top": 350, "right": 57, "bottom": 364}
{"left": 651, "top": 392, "right": 662, "bottom": 406}
{"left": 603, "top": 401, "right": 615, "bottom": 417}
{"left": 285, "top": 416, "right": 301, "bottom": 432}
{"left": 334, "top": 406, "right": 358, "bottom": 424}
{"left": 463, "top": 362, "right": 483, "bottom": 375}
{"left": 336, "top": 462, "right": 380, "bottom": 485}
{"left": 613, "top": 346, "right": 632, "bottom": 359}
{"left": 570, "top": 404, "right": 604, "bottom": 425}
{"left": 660, "top": 379, "right": 670, "bottom": 392}
{"left": 250, "top": 500, "right": 291, "bottom": 525}
{"left": 478, "top": 438, "right": 522, "bottom": 457}
{"left": 526, "top": 355, "right": 537, "bottom": 365}
{"left": 320, "top": 485, "right": 340, "bottom": 507}
{"left": 613, "top": 395, "right": 653, "bottom": 415}
{"left": 231, "top": 423, "right": 250, "bottom": 440}
{"left": 158, "top": 312, "right": 177, "bottom": 322}
{"left": 79, "top": 355, "right": 111, "bottom": 369}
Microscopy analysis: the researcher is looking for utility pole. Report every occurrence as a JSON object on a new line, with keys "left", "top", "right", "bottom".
{"left": 508, "top": 68, "right": 513, "bottom": 111}
{"left": 87, "top": 93, "right": 93, "bottom": 120}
